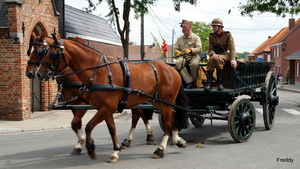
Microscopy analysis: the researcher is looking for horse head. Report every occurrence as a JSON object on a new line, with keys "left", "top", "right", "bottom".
{"left": 26, "top": 32, "right": 52, "bottom": 78}
{"left": 36, "top": 33, "right": 69, "bottom": 81}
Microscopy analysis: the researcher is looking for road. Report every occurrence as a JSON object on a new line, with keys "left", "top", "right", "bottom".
{"left": 0, "top": 90, "right": 299, "bottom": 169}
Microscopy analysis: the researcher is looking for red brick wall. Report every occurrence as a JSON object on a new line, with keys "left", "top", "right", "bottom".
{"left": 85, "top": 40, "right": 124, "bottom": 58}
{"left": 0, "top": 0, "right": 58, "bottom": 121}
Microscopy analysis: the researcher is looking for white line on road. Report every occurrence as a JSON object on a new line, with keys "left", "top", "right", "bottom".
{"left": 282, "top": 109, "right": 300, "bottom": 115}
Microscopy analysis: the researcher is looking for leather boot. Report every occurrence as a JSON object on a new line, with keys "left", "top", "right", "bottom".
{"left": 204, "top": 71, "right": 213, "bottom": 91}
{"left": 186, "top": 81, "right": 195, "bottom": 89}
{"left": 217, "top": 69, "right": 224, "bottom": 90}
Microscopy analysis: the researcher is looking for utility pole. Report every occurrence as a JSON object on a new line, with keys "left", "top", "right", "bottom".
{"left": 140, "top": 0, "right": 145, "bottom": 60}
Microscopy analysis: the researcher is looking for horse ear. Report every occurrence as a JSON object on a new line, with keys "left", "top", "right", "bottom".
{"left": 31, "top": 32, "right": 37, "bottom": 40}
{"left": 51, "top": 33, "right": 58, "bottom": 44}
{"left": 57, "top": 33, "right": 61, "bottom": 39}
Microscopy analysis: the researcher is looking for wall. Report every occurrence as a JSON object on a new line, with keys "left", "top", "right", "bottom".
{"left": 0, "top": 0, "right": 58, "bottom": 121}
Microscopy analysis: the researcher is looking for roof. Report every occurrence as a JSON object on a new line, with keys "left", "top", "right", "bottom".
{"left": 285, "top": 50, "right": 300, "bottom": 60}
{"left": 0, "top": 1, "right": 8, "bottom": 28}
{"left": 65, "top": 5, "right": 121, "bottom": 46}
{"left": 277, "top": 18, "right": 300, "bottom": 42}
{"left": 249, "top": 27, "right": 288, "bottom": 56}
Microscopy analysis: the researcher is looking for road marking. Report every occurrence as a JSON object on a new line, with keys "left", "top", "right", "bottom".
{"left": 282, "top": 109, "right": 300, "bottom": 115}
{"left": 256, "top": 108, "right": 263, "bottom": 114}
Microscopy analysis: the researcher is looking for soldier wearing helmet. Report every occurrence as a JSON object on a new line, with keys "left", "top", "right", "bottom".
{"left": 174, "top": 19, "right": 202, "bottom": 89}
{"left": 205, "top": 18, "right": 237, "bottom": 91}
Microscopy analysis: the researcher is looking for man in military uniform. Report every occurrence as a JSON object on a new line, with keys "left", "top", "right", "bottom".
{"left": 205, "top": 18, "right": 237, "bottom": 91}
{"left": 174, "top": 19, "right": 202, "bottom": 89}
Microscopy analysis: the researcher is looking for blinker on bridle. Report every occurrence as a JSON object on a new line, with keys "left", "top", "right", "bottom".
{"left": 41, "top": 40, "right": 65, "bottom": 79}
{"left": 27, "top": 41, "right": 48, "bottom": 66}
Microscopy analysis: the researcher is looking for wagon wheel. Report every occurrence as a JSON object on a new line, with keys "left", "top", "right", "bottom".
{"left": 228, "top": 98, "right": 256, "bottom": 142}
{"left": 158, "top": 114, "right": 164, "bottom": 131}
{"left": 158, "top": 114, "right": 181, "bottom": 133}
{"left": 189, "top": 115, "right": 205, "bottom": 127}
{"left": 263, "top": 71, "right": 279, "bottom": 130}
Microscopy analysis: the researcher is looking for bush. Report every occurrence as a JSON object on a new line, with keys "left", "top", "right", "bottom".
{"left": 285, "top": 68, "right": 290, "bottom": 84}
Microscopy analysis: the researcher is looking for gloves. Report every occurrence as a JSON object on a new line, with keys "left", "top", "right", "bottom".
{"left": 184, "top": 48, "right": 192, "bottom": 54}
{"left": 175, "top": 51, "right": 181, "bottom": 56}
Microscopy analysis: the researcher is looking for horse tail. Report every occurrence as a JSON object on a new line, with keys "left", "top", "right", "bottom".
{"left": 143, "top": 109, "right": 154, "bottom": 120}
{"left": 175, "top": 86, "right": 190, "bottom": 129}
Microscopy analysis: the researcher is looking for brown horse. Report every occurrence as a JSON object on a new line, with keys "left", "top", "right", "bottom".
{"left": 36, "top": 34, "right": 189, "bottom": 162}
{"left": 26, "top": 33, "right": 155, "bottom": 155}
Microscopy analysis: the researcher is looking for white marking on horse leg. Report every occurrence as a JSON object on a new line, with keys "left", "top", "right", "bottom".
{"left": 172, "top": 130, "right": 180, "bottom": 144}
{"left": 110, "top": 150, "right": 120, "bottom": 159}
{"left": 75, "top": 128, "right": 86, "bottom": 148}
{"left": 145, "top": 123, "right": 153, "bottom": 135}
{"left": 127, "top": 128, "right": 135, "bottom": 142}
{"left": 159, "top": 135, "right": 169, "bottom": 151}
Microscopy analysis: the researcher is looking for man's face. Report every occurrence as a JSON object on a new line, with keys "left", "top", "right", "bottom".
{"left": 181, "top": 23, "right": 191, "bottom": 35}
{"left": 212, "top": 25, "right": 220, "bottom": 32}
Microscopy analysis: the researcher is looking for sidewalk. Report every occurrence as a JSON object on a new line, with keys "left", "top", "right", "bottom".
{"left": 277, "top": 84, "right": 300, "bottom": 93}
{"left": 0, "top": 109, "right": 132, "bottom": 135}
{"left": 0, "top": 84, "right": 299, "bottom": 135}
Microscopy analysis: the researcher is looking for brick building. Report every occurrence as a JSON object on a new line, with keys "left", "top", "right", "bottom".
{"left": 248, "top": 18, "right": 300, "bottom": 86}
{"left": 0, "top": 0, "right": 122, "bottom": 121}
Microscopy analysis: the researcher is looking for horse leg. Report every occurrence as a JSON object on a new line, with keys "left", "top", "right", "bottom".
{"left": 141, "top": 109, "right": 154, "bottom": 145}
{"left": 121, "top": 109, "right": 154, "bottom": 149}
{"left": 120, "top": 109, "right": 140, "bottom": 149}
{"left": 171, "top": 115, "right": 186, "bottom": 148}
{"left": 105, "top": 114, "right": 121, "bottom": 163}
{"left": 70, "top": 109, "right": 87, "bottom": 155}
{"left": 153, "top": 107, "right": 173, "bottom": 159}
{"left": 85, "top": 110, "right": 121, "bottom": 163}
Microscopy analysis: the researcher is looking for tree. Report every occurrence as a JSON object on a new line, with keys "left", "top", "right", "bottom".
{"left": 85, "top": 0, "right": 199, "bottom": 59}
{"left": 236, "top": 51, "right": 250, "bottom": 59}
{"left": 237, "top": 0, "right": 300, "bottom": 18}
{"left": 192, "top": 21, "right": 211, "bottom": 52}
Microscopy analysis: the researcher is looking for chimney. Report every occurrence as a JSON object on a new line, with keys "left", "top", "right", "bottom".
{"left": 268, "top": 36, "right": 271, "bottom": 39}
{"left": 289, "top": 18, "right": 295, "bottom": 30}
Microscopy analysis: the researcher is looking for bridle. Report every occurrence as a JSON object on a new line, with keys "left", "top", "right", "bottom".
{"left": 39, "top": 39, "right": 68, "bottom": 79}
{"left": 27, "top": 41, "right": 48, "bottom": 66}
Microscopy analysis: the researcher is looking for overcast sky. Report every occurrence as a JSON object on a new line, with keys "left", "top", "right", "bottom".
{"left": 65, "top": 0, "right": 294, "bottom": 53}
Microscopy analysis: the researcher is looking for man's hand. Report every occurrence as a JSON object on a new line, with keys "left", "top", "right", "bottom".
{"left": 212, "top": 53, "right": 219, "bottom": 61}
{"left": 175, "top": 51, "right": 181, "bottom": 57}
{"left": 231, "top": 60, "right": 237, "bottom": 69}
{"left": 184, "top": 48, "right": 192, "bottom": 54}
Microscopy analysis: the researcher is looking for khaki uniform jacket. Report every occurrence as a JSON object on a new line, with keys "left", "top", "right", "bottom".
{"left": 208, "top": 31, "right": 236, "bottom": 61}
{"left": 174, "top": 32, "right": 202, "bottom": 57}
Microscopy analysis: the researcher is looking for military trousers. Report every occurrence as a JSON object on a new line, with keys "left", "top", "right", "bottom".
{"left": 207, "top": 54, "right": 229, "bottom": 71}
{"left": 175, "top": 55, "right": 200, "bottom": 84}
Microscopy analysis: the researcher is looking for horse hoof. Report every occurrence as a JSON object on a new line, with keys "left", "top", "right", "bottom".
{"left": 121, "top": 139, "right": 130, "bottom": 149}
{"left": 153, "top": 148, "right": 164, "bottom": 159}
{"left": 176, "top": 139, "right": 186, "bottom": 148}
{"left": 71, "top": 148, "right": 82, "bottom": 155}
{"left": 107, "top": 156, "right": 119, "bottom": 163}
{"left": 89, "top": 151, "right": 97, "bottom": 160}
{"left": 146, "top": 134, "right": 154, "bottom": 145}
{"left": 146, "top": 141, "right": 154, "bottom": 145}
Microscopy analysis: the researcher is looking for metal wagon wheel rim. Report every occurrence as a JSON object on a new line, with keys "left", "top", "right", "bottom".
{"left": 189, "top": 115, "right": 205, "bottom": 127}
{"left": 263, "top": 71, "right": 279, "bottom": 130}
{"left": 228, "top": 98, "right": 256, "bottom": 142}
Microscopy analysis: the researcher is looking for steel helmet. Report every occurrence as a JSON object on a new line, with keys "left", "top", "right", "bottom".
{"left": 211, "top": 18, "right": 223, "bottom": 27}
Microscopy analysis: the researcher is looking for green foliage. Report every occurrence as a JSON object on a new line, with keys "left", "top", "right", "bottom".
{"left": 236, "top": 51, "right": 250, "bottom": 59}
{"left": 192, "top": 21, "right": 211, "bottom": 52}
{"left": 237, "top": 0, "right": 300, "bottom": 18}
{"left": 285, "top": 67, "right": 290, "bottom": 84}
